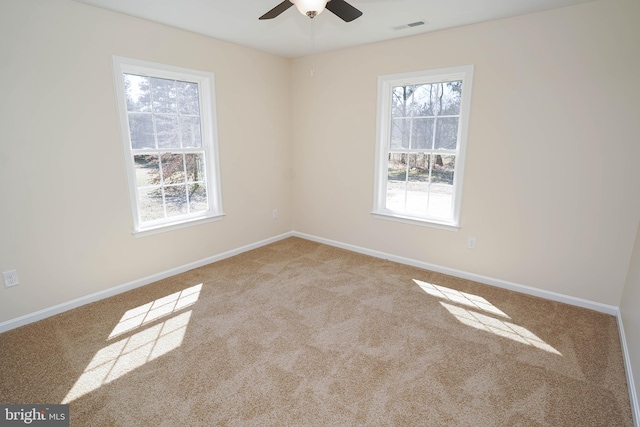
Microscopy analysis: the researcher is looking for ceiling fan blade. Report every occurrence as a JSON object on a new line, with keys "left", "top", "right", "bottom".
{"left": 259, "top": 1, "right": 294, "bottom": 20}
{"left": 325, "top": 0, "right": 363, "bottom": 22}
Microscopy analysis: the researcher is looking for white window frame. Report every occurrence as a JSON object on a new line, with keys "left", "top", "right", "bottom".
{"left": 112, "top": 56, "right": 224, "bottom": 237}
{"left": 372, "top": 65, "right": 474, "bottom": 230}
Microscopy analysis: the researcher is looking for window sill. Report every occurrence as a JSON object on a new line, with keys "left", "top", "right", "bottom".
{"left": 371, "top": 211, "right": 460, "bottom": 231}
{"left": 132, "top": 213, "right": 225, "bottom": 238}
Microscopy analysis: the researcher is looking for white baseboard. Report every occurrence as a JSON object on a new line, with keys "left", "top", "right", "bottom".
{"left": 0, "top": 232, "right": 294, "bottom": 334}
{"left": 292, "top": 232, "right": 619, "bottom": 315}
{"left": 0, "top": 230, "right": 618, "bottom": 326}
{"left": 617, "top": 309, "right": 640, "bottom": 427}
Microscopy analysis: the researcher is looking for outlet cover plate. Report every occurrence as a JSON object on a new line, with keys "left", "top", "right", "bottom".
{"left": 3, "top": 270, "right": 19, "bottom": 287}
{"left": 467, "top": 237, "right": 477, "bottom": 250}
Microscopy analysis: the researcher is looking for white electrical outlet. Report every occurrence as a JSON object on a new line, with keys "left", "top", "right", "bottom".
{"left": 467, "top": 237, "right": 477, "bottom": 250}
{"left": 3, "top": 270, "right": 19, "bottom": 287}
{"left": 272, "top": 209, "right": 278, "bottom": 219}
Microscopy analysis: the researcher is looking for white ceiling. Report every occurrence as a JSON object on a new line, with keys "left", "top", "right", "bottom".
{"left": 73, "top": 0, "right": 593, "bottom": 58}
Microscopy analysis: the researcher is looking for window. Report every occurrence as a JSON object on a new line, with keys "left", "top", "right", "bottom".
{"left": 373, "top": 65, "right": 473, "bottom": 229}
{"left": 112, "top": 57, "right": 223, "bottom": 235}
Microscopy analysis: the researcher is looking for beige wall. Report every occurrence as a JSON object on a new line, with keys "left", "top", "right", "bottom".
{"left": 0, "top": 0, "right": 292, "bottom": 323}
{"left": 290, "top": 0, "right": 640, "bottom": 306}
{"left": 621, "top": 222, "right": 640, "bottom": 415}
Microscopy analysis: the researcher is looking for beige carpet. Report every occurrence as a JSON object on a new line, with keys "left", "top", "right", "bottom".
{"left": 0, "top": 237, "right": 633, "bottom": 425}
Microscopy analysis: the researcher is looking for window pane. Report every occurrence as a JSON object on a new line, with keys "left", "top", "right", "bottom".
{"left": 387, "top": 153, "right": 406, "bottom": 182}
{"left": 155, "top": 114, "right": 180, "bottom": 148}
{"left": 180, "top": 116, "right": 202, "bottom": 148}
{"left": 407, "top": 153, "right": 430, "bottom": 182}
{"left": 406, "top": 181, "right": 429, "bottom": 215}
{"left": 438, "top": 81, "right": 462, "bottom": 116}
{"left": 386, "top": 180, "right": 406, "bottom": 212}
{"left": 151, "top": 77, "right": 177, "bottom": 114}
{"left": 138, "top": 187, "right": 164, "bottom": 222}
{"left": 165, "top": 185, "right": 188, "bottom": 217}
{"left": 124, "top": 74, "right": 151, "bottom": 112}
{"left": 431, "top": 155, "right": 455, "bottom": 185}
{"left": 405, "top": 153, "right": 429, "bottom": 215}
{"left": 390, "top": 118, "right": 410, "bottom": 149}
{"left": 428, "top": 155, "right": 455, "bottom": 218}
{"left": 434, "top": 117, "right": 459, "bottom": 150}
{"left": 161, "top": 153, "right": 185, "bottom": 185}
{"left": 391, "top": 86, "right": 415, "bottom": 118}
{"left": 178, "top": 81, "right": 200, "bottom": 115}
{"left": 412, "top": 118, "right": 434, "bottom": 149}
{"left": 128, "top": 113, "right": 155, "bottom": 149}
{"left": 427, "top": 184, "right": 454, "bottom": 218}
{"left": 387, "top": 153, "right": 418, "bottom": 212}
{"left": 134, "top": 154, "right": 160, "bottom": 187}
{"left": 185, "top": 153, "right": 205, "bottom": 183}
{"left": 412, "top": 84, "right": 435, "bottom": 117}
{"left": 188, "top": 184, "right": 208, "bottom": 213}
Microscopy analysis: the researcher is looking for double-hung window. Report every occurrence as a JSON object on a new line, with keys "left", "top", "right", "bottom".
{"left": 373, "top": 65, "right": 473, "bottom": 229}
{"left": 113, "top": 57, "right": 223, "bottom": 235}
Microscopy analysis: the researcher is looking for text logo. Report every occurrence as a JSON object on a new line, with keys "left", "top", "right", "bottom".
{"left": 0, "top": 405, "right": 68, "bottom": 426}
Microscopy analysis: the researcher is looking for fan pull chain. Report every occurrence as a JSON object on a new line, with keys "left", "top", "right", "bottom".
{"left": 310, "top": 19, "right": 316, "bottom": 76}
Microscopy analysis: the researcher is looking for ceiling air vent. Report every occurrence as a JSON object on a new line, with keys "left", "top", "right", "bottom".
{"left": 392, "top": 20, "right": 425, "bottom": 31}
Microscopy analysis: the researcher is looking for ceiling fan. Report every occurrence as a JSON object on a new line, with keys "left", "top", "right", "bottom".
{"left": 259, "top": 0, "right": 363, "bottom": 22}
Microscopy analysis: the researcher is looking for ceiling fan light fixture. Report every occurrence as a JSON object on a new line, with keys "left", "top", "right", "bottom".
{"left": 291, "top": 0, "right": 329, "bottom": 18}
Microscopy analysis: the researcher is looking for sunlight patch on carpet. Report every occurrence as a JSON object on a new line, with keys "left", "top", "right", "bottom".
{"left": 414, "top": 279, "right": 509, "bottom": 318}
{"left": 108, "top": 284, "right": 202, "bottom": 339}
{"left": 61, "top": 284, "right": 201, "bottom": 404}
{"left": 414, "top": 280, "right": 561, "bottom": 355}
{"left": 440, "top": 302, "right": 562, "bottom": 355}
